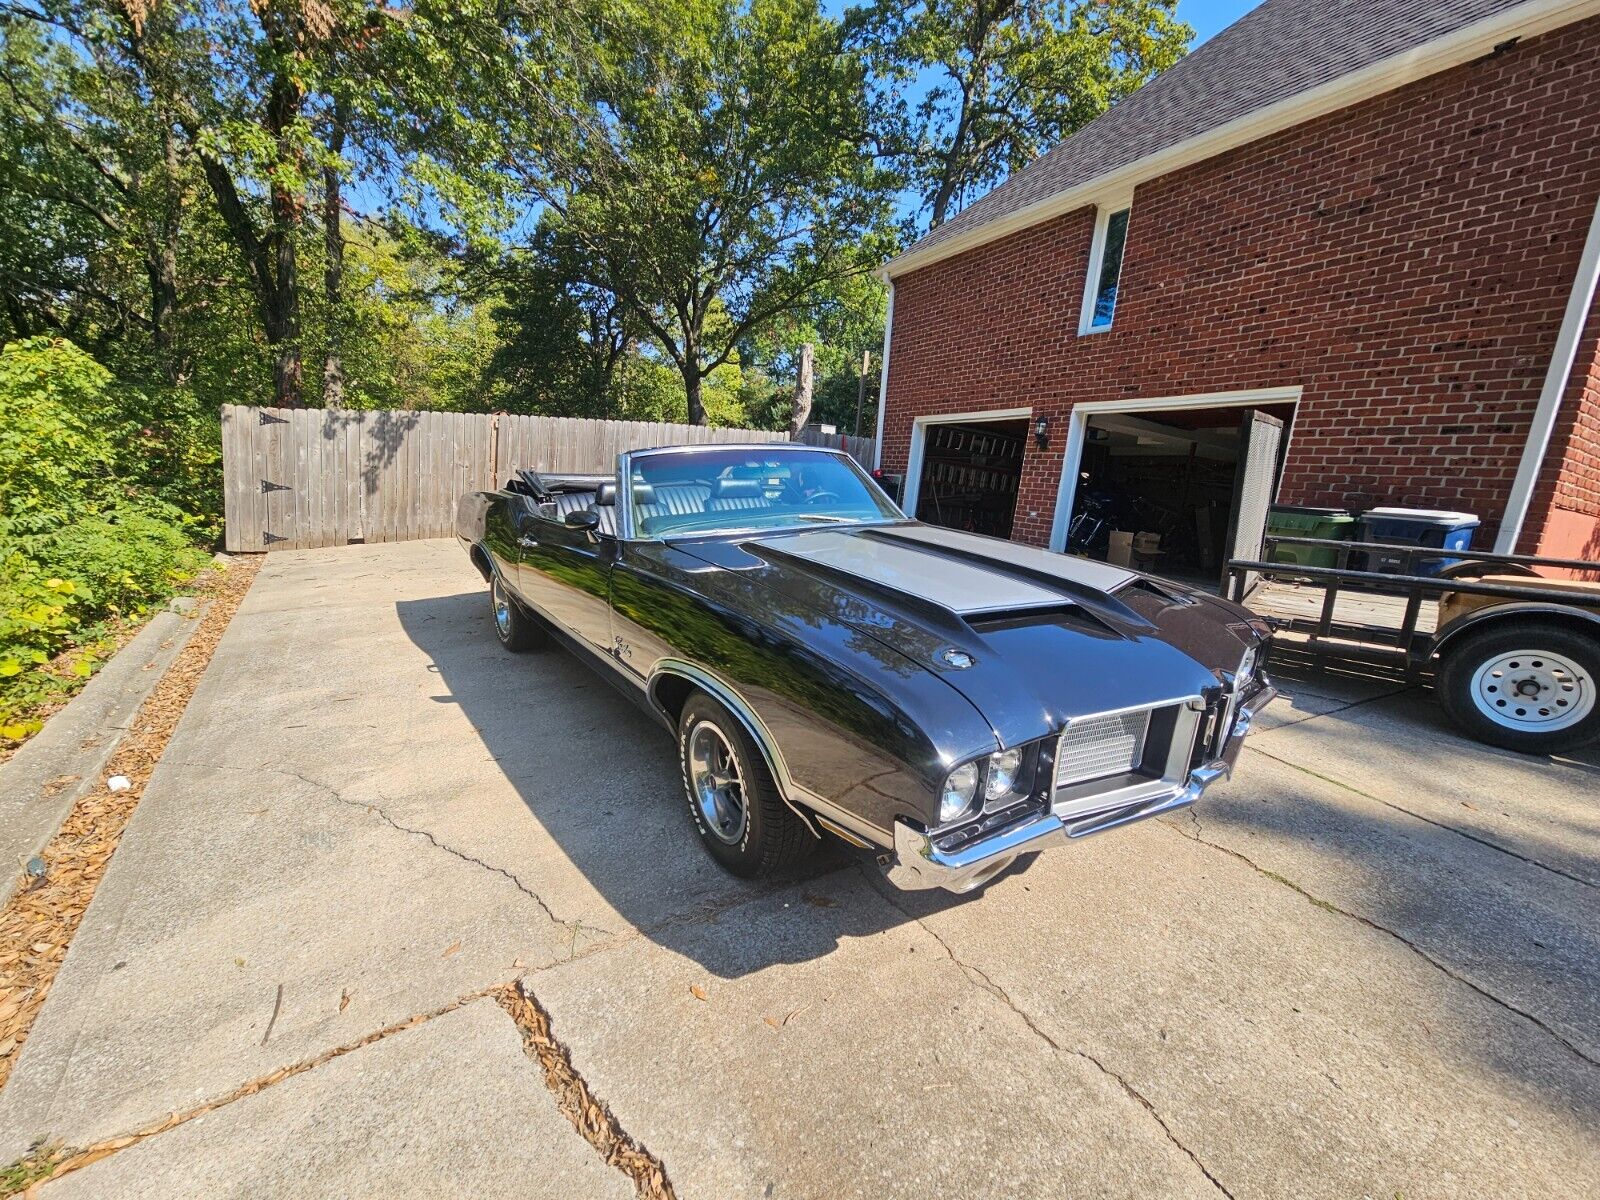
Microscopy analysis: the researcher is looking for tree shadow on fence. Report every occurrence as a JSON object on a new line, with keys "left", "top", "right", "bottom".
{"left": 361, "top": 408, "right": 422, "bottom": 492}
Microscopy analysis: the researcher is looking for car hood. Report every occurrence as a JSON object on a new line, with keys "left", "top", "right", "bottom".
{"left": 677, "top": 523, "right": 1263, "bottom": 748}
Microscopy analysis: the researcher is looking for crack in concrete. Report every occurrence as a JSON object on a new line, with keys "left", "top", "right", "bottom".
{"left": 168, "top": 759, "right": 614, "bottom": 953}
{"left": 496, "top": 981, "right": 675, "bottom": 1199}
{"left": 1253, "top": 682, "right": 1414, "bottom": 731}
{"left": 4, "top": 986, "right": 504, "bottom": 1188}
{"left": 1244, "top": 744, "right": 1599, "bottom": 892}
{"left": 1070, "top": 1045, "right": 1238, "bottom": 1200}
{"left": 357, "top": 786, "right": 614, "bottom": 954}
{"left": 861, "top": 867, "right": 1235, "bottom": 1198}
{"left": 510, "top": 861, "right": 861, "bottom": 983}
{"left": 1161, "top": 818, "right": 1600, "bottom": 1071}
{"left": 8, "top": 980, "right": 670, "bottom": 1198}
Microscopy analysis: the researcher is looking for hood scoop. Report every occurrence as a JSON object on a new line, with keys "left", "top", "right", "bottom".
{"left": 964, "top": 604, "right": 1116, "bottom": 637}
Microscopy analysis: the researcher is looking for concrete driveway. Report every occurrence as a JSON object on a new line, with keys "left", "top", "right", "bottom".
{"left": 2, "top": 538, "right": 1596, "bottom": 1197}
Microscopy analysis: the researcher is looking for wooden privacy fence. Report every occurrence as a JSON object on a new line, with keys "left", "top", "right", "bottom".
{"left": 220, "top": 405, "right": 875, "bottom": 551}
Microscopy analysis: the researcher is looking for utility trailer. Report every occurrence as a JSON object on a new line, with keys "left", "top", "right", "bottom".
{"left": 1226, "top": 536, "right": 1600, "bottom": 753}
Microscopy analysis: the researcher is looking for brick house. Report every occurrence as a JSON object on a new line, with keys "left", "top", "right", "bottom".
{"left": 873, "top": 0, "right": 1600, "bottom": 578}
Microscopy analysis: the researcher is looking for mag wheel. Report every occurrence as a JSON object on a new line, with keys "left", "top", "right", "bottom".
{"left": 677, "top": 693, "right": 816, "bottom": 878}
{"left": 490, "top": 575, "right": 544, "bottom": 652}
{"left": 1437, "top": 621, "right": 1599, "bottom": 753}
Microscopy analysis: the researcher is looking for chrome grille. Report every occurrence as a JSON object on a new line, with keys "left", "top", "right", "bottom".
{"left": 1056, "top": 708, "right": 1151, "bottom": 788}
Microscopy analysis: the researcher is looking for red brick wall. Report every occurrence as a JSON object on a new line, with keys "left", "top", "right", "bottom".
{"left": 882, "top": 17, "right": 1600, "bottom": 552}
{"left": 1526, "top": 306, "right": 1600, "bottom": 563}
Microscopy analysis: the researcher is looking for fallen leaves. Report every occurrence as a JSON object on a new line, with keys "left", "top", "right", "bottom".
{"left": 338, "top": 988, "right": 352, "bottom": 1013}
{"left": 689, "top": 983, "right": 708, "bottom": 1002}
{"left": 496, "top": 984, "right": 675, "bottom": 1200}
{"left": 0, "top": 557, "right": 259, "bottom": 1089}
{"left": 442, "top": 940, "right": 461, "bottom": 958}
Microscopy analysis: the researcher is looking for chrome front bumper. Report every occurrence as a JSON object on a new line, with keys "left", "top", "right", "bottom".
{"left": 881, "top": 683, "right": 1278, "bottom": 894}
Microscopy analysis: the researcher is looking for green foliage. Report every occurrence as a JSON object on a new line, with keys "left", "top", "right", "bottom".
{"left": 0, "top": 338, "right": 210, "bottom": 740}
{"left": 848, "top": 0, "right": 1192, "bottom": 230}
{"left": 487, "top": 223, "right": 640, "bottom": 418}
{"left": 738, "top": 272, "right": 887, "bottom": 433}
{"left": 529, "top": 0, "right": 900, "bottom": 423}
{"left": 319, "top": 228, "right": 508, "bottom": 413}
{"left": 0, "top": 336, "right": 118, "bottom": 532}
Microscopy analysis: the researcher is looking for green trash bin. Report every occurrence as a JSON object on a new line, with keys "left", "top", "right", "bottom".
{"left": 1266, "top": 506, "right": 1355, "bottom": 568}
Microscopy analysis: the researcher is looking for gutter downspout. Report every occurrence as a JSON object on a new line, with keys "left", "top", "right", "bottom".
{"left": 1495, "top": 191, "right": 1600, "bottom": 554}
{"left": 872, "top": 280, "right": 895, "bottom": 471}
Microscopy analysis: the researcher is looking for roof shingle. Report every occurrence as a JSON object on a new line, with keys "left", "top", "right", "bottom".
{"left": 896, "top": 0, "right": 1537, "bottom": 264}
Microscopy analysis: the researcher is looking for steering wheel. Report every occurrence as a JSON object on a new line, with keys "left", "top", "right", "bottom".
{"left": 803, "top": 490, "right": 840, "bottom": 506}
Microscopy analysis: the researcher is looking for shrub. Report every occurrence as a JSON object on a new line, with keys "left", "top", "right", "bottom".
{"left": 0, "top": 337, "right": 118, "bottom": 534}
{"left": 0, "top": 338, "right": 212, "bottom": 740}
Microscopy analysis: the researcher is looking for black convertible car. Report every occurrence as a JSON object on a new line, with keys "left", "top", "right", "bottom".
{"left": 457, "top": 443, "right": 1275, "bottom": 893}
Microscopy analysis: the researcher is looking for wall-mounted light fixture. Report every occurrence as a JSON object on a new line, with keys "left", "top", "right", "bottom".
{"left": 1033, "top": 415, "right": 1050, "bottom": 449}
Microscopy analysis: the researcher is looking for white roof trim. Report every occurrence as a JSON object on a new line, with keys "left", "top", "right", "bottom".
{"left": 881, "top": 0, "right": 1600, "bottom": 281}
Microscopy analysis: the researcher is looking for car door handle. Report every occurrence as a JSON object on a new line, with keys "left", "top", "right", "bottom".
{"left": 517, "top": 534, "right": 538, "bottom": 549}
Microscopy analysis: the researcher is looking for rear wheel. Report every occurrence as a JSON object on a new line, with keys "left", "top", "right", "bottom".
{"left": 1437, "top": 621, "right": 1600, "bottom": 753}
{"left": 490, "top": 575, "right": 544, "bottom": 652}
{"left": 677, "top": 694, "right": 815, "bottom": 878}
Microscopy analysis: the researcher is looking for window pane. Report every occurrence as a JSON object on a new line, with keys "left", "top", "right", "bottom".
{"left": 628, "top": 447, "right": 899, "bottom": 538}
{"left": 1091, "top": 208, "right": 1130, "bottom": 329}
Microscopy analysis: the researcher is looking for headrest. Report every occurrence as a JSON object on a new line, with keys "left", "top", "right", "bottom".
{"left": 631, "top": 482, "right": 657, "bottom": 505}
{"left": 595, "top": 482, "right": 616, "bottom": 505}
{"left": 712, "top": 477, "right": 763, "bottom": 499}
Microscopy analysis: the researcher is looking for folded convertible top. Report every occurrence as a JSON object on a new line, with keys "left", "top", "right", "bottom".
{"left": 513, "top": 470, "right": 610, "bottom": 499}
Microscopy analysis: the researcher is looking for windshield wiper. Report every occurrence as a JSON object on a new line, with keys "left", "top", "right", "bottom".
{"left": 792, "top": 513, "right": 854, "bottom": 523}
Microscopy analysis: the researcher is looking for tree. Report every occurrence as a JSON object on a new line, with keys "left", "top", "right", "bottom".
{"left": 738, "top": 270, "right": 885, "bottom": 432}
{"left": 487, "top": 224, "right": 643, "bottom": 417}
{"left": 848, "top": 0, "right": 1191, "bottom": 231}
{"left": 0, "top": 8, "right": 182, "bottom": 367}
{"left": 526, "top": 0, "right": 898, "bottom": 424}
{"left": 3, "top": 0, "right": 572, "bottom": 406}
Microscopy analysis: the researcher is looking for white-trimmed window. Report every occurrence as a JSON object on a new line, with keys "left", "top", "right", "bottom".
{"left": 1079, "top": 198, "right": 1133, "bottom": 335}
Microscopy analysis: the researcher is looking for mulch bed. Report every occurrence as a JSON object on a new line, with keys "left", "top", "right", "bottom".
{"left": 0, "top": 555, "right": 261, "bottom": 1090}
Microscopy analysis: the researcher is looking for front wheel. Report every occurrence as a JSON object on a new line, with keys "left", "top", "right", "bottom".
{"left": 1436, "top": 621, "right": 1600, "bottom": 753}
{"left": 490, "top": 575, "right": 545, "bottom": 652}
{"left": 677, "top": 694, "right": 816, "bottom": 878}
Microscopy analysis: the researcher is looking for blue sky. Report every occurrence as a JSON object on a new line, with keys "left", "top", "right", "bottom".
{"left": 1180, "top": 0, "right": 1261, "bottom": 45}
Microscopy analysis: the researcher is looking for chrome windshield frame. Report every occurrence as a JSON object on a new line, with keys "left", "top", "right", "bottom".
{"left": 615, "top": 443, "right": 906, "bottom": 543}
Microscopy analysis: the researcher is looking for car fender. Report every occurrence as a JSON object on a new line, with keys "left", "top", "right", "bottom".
{"left": 647, "top": 659, "right": 859, "bottom": 845}
{"left": 1432, "top": 600, "right": 1600, "bottom": 659}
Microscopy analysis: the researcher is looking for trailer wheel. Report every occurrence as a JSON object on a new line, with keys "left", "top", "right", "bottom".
{"left": 1437, "top": 620, "right": 1600, "bottom": 753}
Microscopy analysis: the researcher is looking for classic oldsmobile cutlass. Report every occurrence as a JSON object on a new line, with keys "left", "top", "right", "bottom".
{"left": 457, "top": 443, "right": 1275, "bottom": 893}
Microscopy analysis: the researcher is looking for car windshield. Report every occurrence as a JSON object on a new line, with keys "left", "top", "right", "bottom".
{"left": 627, "top": 447, "right": 901, "bottom": 538}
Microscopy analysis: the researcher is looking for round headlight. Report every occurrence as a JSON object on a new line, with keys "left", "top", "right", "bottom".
{"left": 984, "top": 748, "right": 1024, "bottom": 801}
{"left": 939, "top": 761, "right": 980, "bottom": 824}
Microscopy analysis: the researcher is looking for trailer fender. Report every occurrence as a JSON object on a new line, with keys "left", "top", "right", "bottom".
{"left": 1432, "top": 601, "right": 1600, "bottom": 660}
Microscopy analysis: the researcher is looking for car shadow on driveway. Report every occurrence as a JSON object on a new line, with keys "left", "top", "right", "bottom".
{"left": 397, "top": 589, "right": 997, "bottom": 978}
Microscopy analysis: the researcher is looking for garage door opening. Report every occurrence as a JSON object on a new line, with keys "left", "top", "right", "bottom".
{"left": 1062, "top": 401, "right": 1295, "bottom": 587}
{"left": 910, "top": 416, "right": 1028, "bottom": 538}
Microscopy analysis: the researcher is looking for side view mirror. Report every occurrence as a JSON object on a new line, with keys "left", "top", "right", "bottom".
{"left": 564, "top": 507, "right": 601, "bottom": 531}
